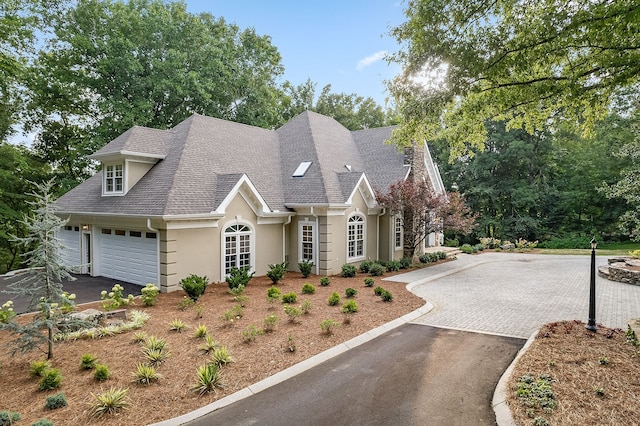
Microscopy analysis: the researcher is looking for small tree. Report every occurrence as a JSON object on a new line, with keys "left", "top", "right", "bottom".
{"left": 1, "top": 179, "right": 85, "bottom": 359}
{"left": 375, "top": 179, "right": 477, "bottom": 258}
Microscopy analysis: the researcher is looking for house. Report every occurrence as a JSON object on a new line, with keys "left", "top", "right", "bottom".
{"left": 54, "top": 111, "right": 445, "bottom": 292}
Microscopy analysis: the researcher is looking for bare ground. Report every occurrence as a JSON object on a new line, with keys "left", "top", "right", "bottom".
{"left": 0, "top": 271, "right": 424, "bottom": 426}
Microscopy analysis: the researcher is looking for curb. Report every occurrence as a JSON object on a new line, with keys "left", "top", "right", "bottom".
{"left": 492, "top": 329, "right": 539, "bottom": 426}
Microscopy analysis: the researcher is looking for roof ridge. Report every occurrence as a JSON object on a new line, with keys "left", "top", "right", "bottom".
{"left": 162, "top": 115, "right": 199, "bottom": 215}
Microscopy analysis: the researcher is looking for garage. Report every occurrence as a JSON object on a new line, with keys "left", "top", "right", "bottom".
{"left": 96, "top": 228, "right": 158, "bottom": 286}
{"left": 59, "top": 225, "right": 81, "bottom": 269}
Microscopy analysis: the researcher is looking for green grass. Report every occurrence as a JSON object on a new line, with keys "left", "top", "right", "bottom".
{"left": 537, "top": 242, "right": 640, "bottom": 257}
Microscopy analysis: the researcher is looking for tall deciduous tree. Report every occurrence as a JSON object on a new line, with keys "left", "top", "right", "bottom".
{"left": 389, "top": 0, "right": 640, "bottom": 157}
{"left": 375, "top": 178, "right": 476, "bottom": 257}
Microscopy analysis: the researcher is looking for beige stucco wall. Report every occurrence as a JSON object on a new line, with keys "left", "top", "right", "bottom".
{"left": 125, "top": 160, "right": 154, "bottom": 193}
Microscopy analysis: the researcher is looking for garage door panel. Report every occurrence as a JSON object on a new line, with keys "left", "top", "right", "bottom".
{"left": 59, "top": 229, "right": 80, "bottom": 268}
{"left": 98, "top": 231, "right": 157, "bottom": 286}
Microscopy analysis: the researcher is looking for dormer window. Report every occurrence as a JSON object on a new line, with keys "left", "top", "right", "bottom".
{"left": 104, "top": 163, "right": 124, "bottom": 194}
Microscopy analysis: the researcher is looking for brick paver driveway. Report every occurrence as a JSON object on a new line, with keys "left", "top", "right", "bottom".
{"left": 386, "top": 252, "right": 640, "bottom": 338}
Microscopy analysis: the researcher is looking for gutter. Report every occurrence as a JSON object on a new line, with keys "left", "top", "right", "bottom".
{"left": 147, "top": 218, "right": 161, "bottom": 290}
{"left": 376, "top": 207, "right": 386, "bottom": 261}
{"left": 282, "top": 215, "right": 292, "bottom": 263}
{"left": 310, "top": 206, "right": 319, "bottom": 275}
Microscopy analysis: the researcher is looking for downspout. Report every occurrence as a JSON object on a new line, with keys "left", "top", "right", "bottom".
{"left": 147, "top": 218, "right": 161, "bottom": 290}
{"left": 282, "top": 214, "right": 292, "bottom": 265}
{"left": 310, "top": 206, "right": 319, "bottom": 275}
{"left": 376, "top": 208, "right": 386, "bottom": 261}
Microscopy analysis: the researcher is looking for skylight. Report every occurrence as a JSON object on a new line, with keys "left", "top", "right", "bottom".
{"left": 292, "top": 161, "right": 312, "bottom": 177}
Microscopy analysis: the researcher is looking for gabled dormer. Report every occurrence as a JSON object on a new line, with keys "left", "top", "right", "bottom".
{"left": 89, "top": 126, "right": 171, "bottom": 196}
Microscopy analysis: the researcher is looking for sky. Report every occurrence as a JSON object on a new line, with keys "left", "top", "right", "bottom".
{"left": 184, "top": 1, "right": 407, "bottom": 107}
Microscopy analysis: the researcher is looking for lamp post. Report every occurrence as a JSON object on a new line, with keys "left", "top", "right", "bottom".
{"left": 586, "top": 238, "right": 598, "bottom": 332}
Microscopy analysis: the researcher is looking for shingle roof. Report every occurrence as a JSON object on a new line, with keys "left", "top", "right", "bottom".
{"left": 55, "top": 111, "right": 421, "bottom": 217}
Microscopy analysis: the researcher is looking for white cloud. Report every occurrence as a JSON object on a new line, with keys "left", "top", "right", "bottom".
{"left": 356, "top": 50, "right": 388, "bottom": 71}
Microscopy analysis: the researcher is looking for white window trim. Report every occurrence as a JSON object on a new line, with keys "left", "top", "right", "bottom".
{"left": 298, "top": 220, "right": 316, "bottom": 264}
{"left": 346, "top": 213, "right": 366, "bottom": 262}
{"left": 221, "top": 221, "right": 255, "bottom": 278}
{"left": 103, "top": 162, "right": 125, "bottom": 196}
{"left": 394, "top": 215, "right": 403, "bottom": 251}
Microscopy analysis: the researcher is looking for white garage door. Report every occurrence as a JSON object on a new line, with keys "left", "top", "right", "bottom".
{"left": 98, "top": 229, "right": 158, "bottom": 286}
{"left": 59, "top": 226, "right": 81, "bottom": 269}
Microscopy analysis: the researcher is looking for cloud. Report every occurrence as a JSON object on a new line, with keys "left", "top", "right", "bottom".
{"left": 356, "top": 50, "right": 388, "bottom": 71}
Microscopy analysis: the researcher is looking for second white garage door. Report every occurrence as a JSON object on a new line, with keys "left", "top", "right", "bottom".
{"left": 97, "top": 229, "right": 158, "bottom": 286}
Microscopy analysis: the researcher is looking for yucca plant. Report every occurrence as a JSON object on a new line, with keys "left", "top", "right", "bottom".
{"left": 132, "top": 331, "right": 148, "bottom": 344}
{"left": 169, "top": 319, "right": 188, "bottom": 332}
{"left": 143, "top": 336, "right": 167, "bottom": 352}
{"left": 199, "top": 335, "right": 220, "bottom": 354}
{"left": 192, "top": 364, "right": 224, "bottom": 396}
{"left": 194, "top": 324, "right": 208, "bottom": 339}
{"left": 89, "top": 387, "right": 130, "bottom": 418}
{"left": 143, "top": 348, "right": 170, "bottom": 367}
{"left": 131, "top": 363, "right": 162, "bottom": 385}
{"left": 211, "top": 346, "right": 234, "bottom": 367}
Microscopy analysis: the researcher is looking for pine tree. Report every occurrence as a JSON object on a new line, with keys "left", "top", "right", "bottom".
{"left": 1, "top": 179, "right": 80, "bottom": 359}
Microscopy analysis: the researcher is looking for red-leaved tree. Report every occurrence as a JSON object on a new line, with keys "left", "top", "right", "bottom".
{"left": 375, "top": 179, "right": 477, "bottom": 258}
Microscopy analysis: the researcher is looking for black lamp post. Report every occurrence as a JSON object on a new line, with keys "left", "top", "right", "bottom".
{"left": 586, "top": 238, "right": 598, "bottom": 332}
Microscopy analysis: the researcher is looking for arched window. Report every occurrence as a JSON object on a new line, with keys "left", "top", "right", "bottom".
{"left": 224, "top": 224, "right": 252, "bottom": 275}
{"left": 347, "top": 214, "right": 365, "bottom": 260}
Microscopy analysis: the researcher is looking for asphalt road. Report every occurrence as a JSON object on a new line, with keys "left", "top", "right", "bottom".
{"left": 185, "top": 324, "right": 524, "bottom": 426}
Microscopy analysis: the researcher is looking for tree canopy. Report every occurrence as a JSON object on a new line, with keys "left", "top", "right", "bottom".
{"left": 389, "top": 0, "right": 640, "bottom": 157}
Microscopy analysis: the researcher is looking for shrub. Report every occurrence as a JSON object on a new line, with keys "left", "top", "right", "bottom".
{"left": 242, "top": 325, "right": 263, "bottom": 343}
{"left": 400, "top": 257, "right": 412, "bottom": 269}
{"left": 32, "top": 420, "right": 53, "bottom": 426}
{"left": 342, "top": 300, "right": 358, "bottom": 314}
{"left": 445, "top": 237, "right": 459, "bottom": 247}
{"left": 29, "top": 360, "right": 51, "bottom": 377}
{"left": 140, "top": 283, "right": 160, "bottom": 306}
{"left": 341, "top": 264, "right": 357, "bottom": 278}
{"left": 263, "top": 314, "right": 279, "bottom": 332}
{"left": 192, "top": 364, "right": 224, "bottom": 396}
{"left": 180, "top": 274, "right": 209, "bottom": 302}
{"left": 364, "top": 277, "right": 375, "bottom": 287}
{"left": 199, "top": 335, "right": 220, "bottom": 354}
{"left": 266, "top": 286, "right": 281, "bottom": 302}
{"left": 287, "top": 335, "right": 296, "bottom": 352}
{"left": 194, "top": 324, "right": 208, "bottom": 339}
{"left": 225, "top": 266, "right": 254, "bottom": 290}
{"left": 132, "top": 331, "right": 148, "bottom": 344}
{"left": 89, "top": 387, "right": 129, "bottom": 417}
{"left": 39, "top": 369, "right": 62, "bottom": 391}
{"left": 368, "top": 263, "right": 386, "bottom": 276}
{"left": 266, "top": 261, "right": 288, "bottom": 284}
{"left": 298, "top": 259, "right": 314, "bottom": 278}
{"left": 320, "top": 319, "right": 339, "bottom": 335}
{"left": 45, "top": 392, "right": 67, "bottom": 410}
{"left": 143, "top": 336, "right": 167, "bottom": 352}
{"left": 284, "top": 305, "right": 302, "bottom": 323}
{"left": 359, "top": 260, "right": 375, "bottom": 273}
{"left": 373, "top": 286, "right": 385, "bottom": 296}
{"left": 301, "top": 283, "right": 316, "bottom": 294}
{"left": 386, "top": 260, "right": 401, "bottom": 271}
{"left": 460, "top": 244, "right": 473, "bottom": 254}
{"left": 345, "top": 287, "right": 357, "bottom": 298}
{"left": 169, "top": 319, "right": 188, "bottom": 332}
{"left": 143, "top": 348, "right": 170, "bottom": 367}
{"left": 0, "top": 411, "right": 20, "bottom": 425}
{"left": 80, "top": 353, "right": 98, "bottom": 370}
{"left": 537, "top": 234, "right": 591, "bottom": 249}
{"left": 0, "top": 301, "right": 16, "bottom": 324}
{"left": 328, "top": 292, "right": 341, "bottom": 306}
{"left": 93, "top": 364, "right": 110, "bottom": 382}
{"left": 437, "top": 251, "right": 447, "bottom": 260}
{"left": 418, "top": 253, "right": 430, "bottom": 264}
{"left": 319, "top": 277, "right": 330, "bottom": 286}
{"left": 281, "top": 292, "right": 297, "bottom": 304}
{"left": 132, "top": 363, "right": 162, "bottom": 385}
{"left": 179, "top": 296, "right": 195, "bottom": 311}
{"left": 629, "top": 249, "right": 640, "bottom": 259}
{"left": 100, "top": 283, "right": 135, "bottom": 311}
{"left": 301, "top": 299, "right": 313, "bottom": 314}
{"left": 211, "top": 346, "right": 234, "bottom": 367}
{"left": 380, "top": 290, "right": 394, "bottom": 302}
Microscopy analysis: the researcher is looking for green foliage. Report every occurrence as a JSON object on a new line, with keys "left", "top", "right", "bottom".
{"left": 143, "top": 348, "right": 170, "bottom": 367}
{"left": 368, "top": 263, "right": 386, "bottom": 276}
{"left": 242, "top": 324, "right": 263, "bottom": 343}
{"left": 287, "top": 335, "right": 296, "bottom": 352}
{"left": 516, "top": 373, "right": 557, "bottom": 416}
{"left": 266, "top": 286, "right": 281, "bottom": 301}
{"left": 101, "top": 284, "right": 135, "bottom": 311}
{"left": 132, "top": 363, "right": 162, "bottom": 385}
{"left": 199, "top": 335, "right": 220, "bottom": 354}
{"left": 263, "top": 314, "right": 279, "bottom": 333}
{"left": 380, "top": 290, "right": 394, "bottom": 302}
{"left": 80, "top": 353, "right": 98, "bottom": 370}
{"left": 419, "top": 253, "right": 439, "bottom": 263}
{"left": 192, "top": 364, "right": 224, "bottom": 396}
{"left": 0, "top": 411, "right": 20, "bottom": 426}
{"left": 283, "top": 305, "right": 302, "bottom": 323}
{"left": 143, "top": 336, "right": 167, "bottom": 352}
{"left": 345, "top": 288, "right": 357, "bottom": 298}
{"left": 229, "top": 284, "right": 248, "bottom": 306}
{"left": 29, "top": 360, "right": 51, "bottom": 377}
{"left": 45, "top": 392, "right": 67, "bottom": 410}
{"left": 319, "top": 277, "right": 330, "bottom": 286}
{"left": 298, "top": 259, "right": 314, "bottom": 278}
{"left": 38, "top": 368, "right": 62, "bottom": 391}
{"left": 32, "top": 419, "right": 54, "bottom": 426}
{"left": 538, "top": 235, "right": 592, "bottom": 249}
{"left": 445, "top": 238, "right": 459, "bottom": 247}
{"left": 364, "top": 277, "right": 375, "bottom": 287}
{"left": 399, "top": 257, "right": 412, "bottom": 269}
{"left": 300, "top": 299, "right": 313, "bottom": 315}
{"left": 89, "top": 387, "right": 129, "bottom": 417}
{"left": 320, "top": 319, "right": 339, "bottom": 335}
{"left": 373, "top": 286, "right": 385, "bottom": 297}
{"left": 386, "top": 260, "right": 401, "bottom": 272}
{"left": 178, "top": 296, "right": 195, "bottom": 311}
{"left": 132, "top": 331, "right": 148, "bottom": 344}
{"left": 328, "top": 292, "right": 341, "bottom": 306}
{"left": 359, "top": 260, "right": 375, "bottom": 273}
{"left": 342, "top": 300, "right": 358, "bottom": 314}
{"left": 222, "top": 306, "right": 243, "bottom": 326}
{"left": 140, "top": 284, "right": 160, "bottom": 306}
{"left": 55, "top": 310, "right": 150, "bottom": 342}
{"left": 301, "top": 283, "right": 316, "bottom": 294}
{"left": 341, "top": 264, "right": 357, "bottom": 278}
{"left": 460, "top": 244, "right": 473, "bottom": 254}
{"left": 169, "top": 319, "right": 188, "bottom": 333}
{"left": 266, "top": 261, "right": 288, "bottom": 284}
{"left": 93, "top": 364, "right": 110, "bottom": 382}
{"left": 281, "top": 292, "right": 297, "bottom": 304}
{"left": 211, "top": 346, "right": 234, "bottom": 367}
{"left": 629, "top": 250, "right": 640, "bottom": 259}
{"left": 0, "top": 301, "right": 15, "bottom": 324}
{"left": 180, "top": 274, "right": 209, "bottom": 302}
{"left": 194, "top": 324, "right": 208, "bottom": 339}
{"left": 226, "top": 267, "right": 254, "bottom": 290}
